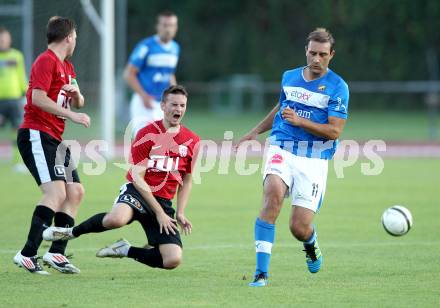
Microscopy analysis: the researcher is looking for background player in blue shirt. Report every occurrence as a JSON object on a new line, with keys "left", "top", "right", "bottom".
{"left": 237, "top": 28, "right": 349, "bottom": 287}
{"left": 124, "top": 11, "right": 180, "bottom": 135}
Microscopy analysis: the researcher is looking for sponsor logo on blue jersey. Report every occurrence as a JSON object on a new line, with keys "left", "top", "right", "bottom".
{"left": 270, "top": 67, "right": 349, "bottom": 160}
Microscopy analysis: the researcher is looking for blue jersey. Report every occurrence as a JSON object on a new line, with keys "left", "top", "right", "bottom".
{"left": 128, "top": 35, "right": 180, "bottom": 101}
{"left": 270, "top": 67, "right": 349, "bottom": 160}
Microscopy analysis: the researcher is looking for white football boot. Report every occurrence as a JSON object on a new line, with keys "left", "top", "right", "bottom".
{"left": 96, "top": 239, "right": 131, "bottom": 258}
{"left": 13, "top": 251, "right": 49, "bottom": 275}
{"left": 43, "top": 252, "right": 80, "bottom": 274}
{"left": 42, "top": 226, "right": 75, "bottom": 241}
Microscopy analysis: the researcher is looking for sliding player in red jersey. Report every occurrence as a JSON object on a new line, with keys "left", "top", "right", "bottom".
{"left": 43, "top": 85, "right": 200, "bottom": 271}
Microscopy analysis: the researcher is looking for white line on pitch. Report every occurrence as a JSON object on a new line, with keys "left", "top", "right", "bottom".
{"left": 0, "top": 241, "right": 437, "bottom": 255}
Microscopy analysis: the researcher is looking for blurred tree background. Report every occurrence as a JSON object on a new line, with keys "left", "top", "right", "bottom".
{"left": 1, "top": 0, "right": 439, "bottom": 140}
{"left": 127, "top": 0, "right": 440, "bottom": 82}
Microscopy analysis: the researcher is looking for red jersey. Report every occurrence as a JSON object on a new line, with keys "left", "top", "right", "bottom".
{"left": 21, "top": 49, "right": 76, "bottom": 141}
{"left": 126, "top": 120, "right": 200, "bottom": 200}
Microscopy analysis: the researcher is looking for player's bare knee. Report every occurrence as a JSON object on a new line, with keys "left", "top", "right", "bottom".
{"left": 102, "top": 213, "right": 126, "bottom": 229}
{"left": 68, "top": 185, "right": 85, "bottom": 205}
{"left": 162, "top": 256, "right": 181, "bottom": 269}
{"left": 160, "top": 245, "right": 182, "bottom": 269}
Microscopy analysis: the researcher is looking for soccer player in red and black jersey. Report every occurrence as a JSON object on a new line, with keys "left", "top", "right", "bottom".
{"left": 43, "top": 85, "right": 200, "bottom": 270}
{"left": 13, "top": 17, "right": 90, "bottom": 274}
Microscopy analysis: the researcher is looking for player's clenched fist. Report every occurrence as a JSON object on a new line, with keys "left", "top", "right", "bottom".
{"left": 62, "top": 84, "right": 81, "bottom": 98}
{"left": 281, "top": 106, "right": 302, "bottom": 126}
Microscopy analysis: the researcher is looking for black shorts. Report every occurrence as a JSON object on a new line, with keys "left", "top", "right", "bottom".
{"left": 0, "top": 99, "right": 22, "bottom": 128}
{"left": 115, "top": 183, "right": 182, "bottom": 248}
{"left": 17, "top": 128, "right": 80, "bottom": 186}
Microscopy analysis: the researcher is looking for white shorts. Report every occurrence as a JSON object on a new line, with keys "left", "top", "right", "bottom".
{"left": 263, "top": 145, "right": 328, "bottom": 213}
{"left": 129, "top": 93, "right": 164, "bottom": 136}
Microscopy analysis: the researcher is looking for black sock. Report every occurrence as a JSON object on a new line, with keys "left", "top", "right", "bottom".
{"left": 48, "top": 212, "right": 74, "bottom": 254}
{"left": 21, "top": 205, "right": 55, "bottom": 257}
{"left": 72, "top": 213, "right": 107, "bottom": 237}
{"left": 127, "top": 246, "right": 164, "bottom": 268}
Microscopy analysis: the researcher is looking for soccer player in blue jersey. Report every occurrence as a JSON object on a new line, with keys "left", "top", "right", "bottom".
{"left": 237, "top": 28, "right": 349, "bottom": 287}
{"left": 124, "top": 11, "right": 180, "bottom": 135}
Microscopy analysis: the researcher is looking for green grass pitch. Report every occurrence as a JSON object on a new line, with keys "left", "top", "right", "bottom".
{"left": 0, "top": 158, "right": 439, "bottom": 307}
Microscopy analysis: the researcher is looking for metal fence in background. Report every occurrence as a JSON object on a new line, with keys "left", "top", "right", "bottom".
{"left": 183, "top": 77, "right": 440, "bottom": 140}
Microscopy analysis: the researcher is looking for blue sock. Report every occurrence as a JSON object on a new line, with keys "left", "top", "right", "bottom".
{"left": 304, "top": 227, "right": 317, "bottom": 245}
{"left": 254, "top": 218, "right": 275, "bottom": 276}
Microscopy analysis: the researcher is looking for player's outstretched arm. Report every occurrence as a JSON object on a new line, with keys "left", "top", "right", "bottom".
{"left": 236, "top": 103, "right": 279, "bottom": 147}
{"left": 32, "top": 89, "right": 90, "bottom": 128}
{"left": 176, "top": 173, "right": 193, "bottom": 235}
{"left": 130, "top": 164, "right": 178, "bottom": 235}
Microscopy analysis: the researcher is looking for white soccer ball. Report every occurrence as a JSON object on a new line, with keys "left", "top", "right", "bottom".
{"left": 381, "top": 205, "right": 413, "bottom": 236}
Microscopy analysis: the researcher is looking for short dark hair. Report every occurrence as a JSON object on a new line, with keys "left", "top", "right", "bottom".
{"left": 306, "top": 28, "right": 335, "bottom": 51}
{"left": 46, "top": 16, "right": 76, "bottom": 44}
{"left": 162, "top": 85, "right": 188, "bottom": 102}
{"left": 158, "top": 10, "right": 177, "bottom": 19}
